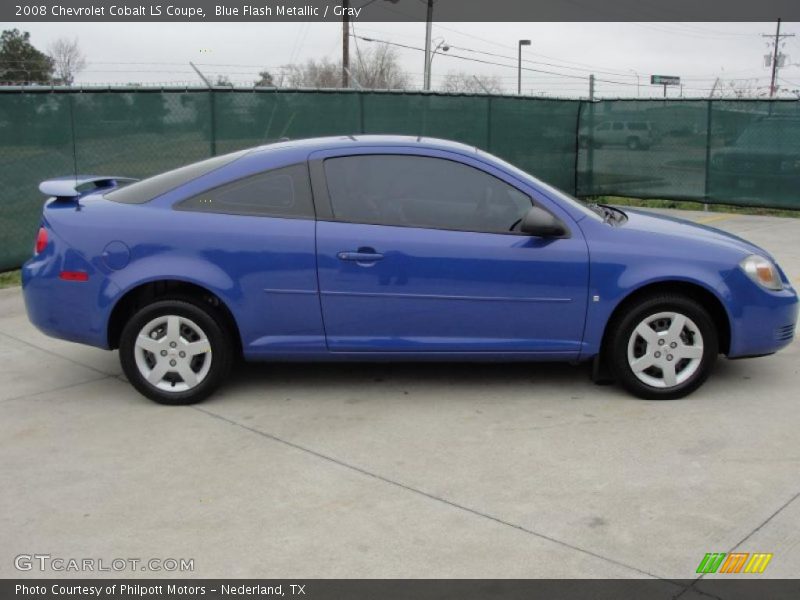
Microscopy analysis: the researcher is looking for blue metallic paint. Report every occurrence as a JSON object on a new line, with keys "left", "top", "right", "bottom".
{"left": 22, "top": 136, "right": 797, "bottom": 367}
{"left": 310, "top": 145, "right": 590, "bottom": 356}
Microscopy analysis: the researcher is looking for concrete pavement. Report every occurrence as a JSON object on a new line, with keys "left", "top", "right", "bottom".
{"left": 1, "top": 209, "right": 798, "bottom": 583}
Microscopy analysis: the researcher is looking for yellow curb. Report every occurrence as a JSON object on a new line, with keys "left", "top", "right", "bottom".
{"left": 696, "top": 214, "right": 737, "bottom": 225}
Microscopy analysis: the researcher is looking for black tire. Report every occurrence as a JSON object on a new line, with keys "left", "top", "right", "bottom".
{"left": 607, "top": 294, "right": 718, "bottom": 400}
{"left": 119, "top": 298, "right": 234, "bottom": 405}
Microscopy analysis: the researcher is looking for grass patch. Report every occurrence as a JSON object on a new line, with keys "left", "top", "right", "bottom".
{"left": 598, "top": 196, "right": 800, "bottom": 219}
{"left": 0, "top": 270, "right": 21, "bottom": 288}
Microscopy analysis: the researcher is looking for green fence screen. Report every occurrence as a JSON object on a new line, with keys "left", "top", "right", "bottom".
{"left": 1, "top": 88, "right": 799, "bottom": 271}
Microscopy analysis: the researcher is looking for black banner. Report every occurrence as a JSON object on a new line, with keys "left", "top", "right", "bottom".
{"left": 3, "top": 0, "right": 800, "bottom": 23}
{"left": 5, "top": 580, "right": 800, "bottom": 600}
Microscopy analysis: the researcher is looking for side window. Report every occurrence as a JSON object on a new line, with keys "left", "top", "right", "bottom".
{"left": 176, "top": 164, "right": 314, "bottom": 218}
{"left": 597, "top": 122, "right": 610, "bottom": 131}
{"left": 323, "top": 155, "right": 532, "bottom": 234}
{"left": 612, "top": 122, "right": 624, "bottom": 131}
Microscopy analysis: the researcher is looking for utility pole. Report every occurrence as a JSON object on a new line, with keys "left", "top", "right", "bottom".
{"left": 518, "top": 39, "right": 531, "bottom": 95}
{"left": 589, "top": 74, "right": 595, "bottom": 101}
{"left": 425, "top": 39, "right": 449, "bottom": 90}
{"left": 629, "top": 69, "right": 640, "bottom": 98}
{"left": 342, "top": 0, "right": 350, "bottom": 88}
{"left": 423, "top": 0, "right": 434, "bottom": 90}
{"left": 763, "top": 18, "right": 794, "bottom": 97}
{"left": 768, "top": 18, "right": 781, "bottom": 97}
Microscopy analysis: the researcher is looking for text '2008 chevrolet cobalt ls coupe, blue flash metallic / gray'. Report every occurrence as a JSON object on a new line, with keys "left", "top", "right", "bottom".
{"left": 22, "top": 136, "right": 798, "bottom": 404}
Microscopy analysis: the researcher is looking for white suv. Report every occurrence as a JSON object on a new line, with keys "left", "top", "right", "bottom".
{"left": 585, "top": 121, "right": 660, "bottom": 150}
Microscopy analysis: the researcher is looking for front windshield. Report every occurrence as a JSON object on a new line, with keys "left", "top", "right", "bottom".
{"left": 476, "top": 149, "right": 604, "bottom": 222}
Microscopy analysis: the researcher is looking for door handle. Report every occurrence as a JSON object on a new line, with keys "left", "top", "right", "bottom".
{"left": 337, "top": 251, "right": 384, "bottom": 262}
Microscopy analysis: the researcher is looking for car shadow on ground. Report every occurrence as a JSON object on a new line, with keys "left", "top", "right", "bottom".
{"left": 229, "top": 359, "right": 588, "bottom": 388}
{"left": 207, "top": 356, "right": 759, "bottom": 404}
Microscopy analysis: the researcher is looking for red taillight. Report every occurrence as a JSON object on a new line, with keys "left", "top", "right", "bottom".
{"left": 59, "top": 271, "right": 89, "bottom": 282}
{"left": 34, "top": 227, "right": 48, "bottom": 255}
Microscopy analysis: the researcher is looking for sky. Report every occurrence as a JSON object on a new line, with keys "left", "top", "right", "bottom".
{"left": 6, "top": 21, "right": 800, "bottom": 98}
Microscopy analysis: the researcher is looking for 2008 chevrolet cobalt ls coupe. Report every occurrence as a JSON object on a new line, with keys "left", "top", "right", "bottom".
{"left": 23, "top": 136, "right": 797, "bottom": 404}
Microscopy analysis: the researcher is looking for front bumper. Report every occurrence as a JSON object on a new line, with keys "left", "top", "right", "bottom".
{"left": 725, "top": 268, "right": 798, "bottom": 358}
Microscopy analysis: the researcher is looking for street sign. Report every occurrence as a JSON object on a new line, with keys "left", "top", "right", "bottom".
{"left": 651, "top": 75, "right": 680, "bottom": 86}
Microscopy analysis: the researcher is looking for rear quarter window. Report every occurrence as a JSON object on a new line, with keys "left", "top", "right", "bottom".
{"left": 105, "top": 150, "right": 247, "bottom": 204}
{"left": 175, "top": 163, "right": 314, "bottom": 218}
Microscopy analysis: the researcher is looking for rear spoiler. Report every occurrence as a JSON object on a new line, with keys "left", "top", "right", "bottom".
{"left": 39, "top": 175, "right": 139, "bottom": 200}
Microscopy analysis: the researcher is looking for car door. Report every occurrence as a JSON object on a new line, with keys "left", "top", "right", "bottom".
{"left": 311, "top": 149, "right": 589, "bottom": 356}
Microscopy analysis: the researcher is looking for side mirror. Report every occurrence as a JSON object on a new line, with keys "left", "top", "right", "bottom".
{"left": 520, "top": 206, "right": 568, "bottom": 238}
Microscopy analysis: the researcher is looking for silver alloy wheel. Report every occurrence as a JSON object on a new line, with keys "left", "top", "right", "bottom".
{"left": 626, "top": 311, "right": 704, "bottom": 389}
{"left": 134, "top": 315, "right": 212, "bottom": 393}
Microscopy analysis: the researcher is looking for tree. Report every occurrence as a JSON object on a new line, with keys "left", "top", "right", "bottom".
{"left": 283, "top": 58, "right": 340, "bottom": 88}
{"left": 48, "top": 37, "right": 87, "bottom": 85}
{"left": 254, "top": 70, "right": 275, "bottom": 87}
{"left": 214, "top": 75, "right": 233, "bottom": 87}
{"left": 708, "top": 76, "right": 763, "bottom": 99}
{"left": 442, "top": 71, "right": 503, "bottom": 94}
{"left": 280, "top": 43, "right": 409, "bottom": 90}
{"left": 351, "top": 43, "right": 409, "bottom": 89}
{"left": 0, "top": 29, "right": 53, "bottom": 84}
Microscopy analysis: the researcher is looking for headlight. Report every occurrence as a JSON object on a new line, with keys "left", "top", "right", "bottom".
{"left": 739, "top": 255, "right": 783, "bottom": 291}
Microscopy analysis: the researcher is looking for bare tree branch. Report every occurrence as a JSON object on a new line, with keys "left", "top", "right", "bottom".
{"left": 47, "top": 37, "right": 86, "bottom": 86}
{"left": 280, "top": 43, "right": 409, "bottom": 90}
{"left": 442, "top": 71, "right": 503, "bottom": 94}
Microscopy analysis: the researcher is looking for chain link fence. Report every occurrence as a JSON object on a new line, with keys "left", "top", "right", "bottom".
{"left": 1, "top": 88, "right": 799, "bottom": 271}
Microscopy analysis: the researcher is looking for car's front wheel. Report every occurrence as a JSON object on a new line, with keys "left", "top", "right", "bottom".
{"left": 119, "top": 299, "right": 233, "bottom": 405}
{"left": 607, "top": 294, "right": 718, "bottom": 399}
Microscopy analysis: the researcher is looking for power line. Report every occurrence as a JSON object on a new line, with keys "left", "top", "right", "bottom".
{"left": 430, "top": 23, "right": 638, "bottom": 76}
{"left": 629, "top": 22, "right": 759, "bottom": 40}
{"left": 441, "top": 43, "right": 639, "bottom": 78}
{"left": 351, "top": 34, "right": 639, "bottom": 88}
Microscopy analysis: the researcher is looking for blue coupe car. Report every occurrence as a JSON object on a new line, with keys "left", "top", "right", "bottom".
{"left": 22, "top": 136, "right": 797, "bottom": 404}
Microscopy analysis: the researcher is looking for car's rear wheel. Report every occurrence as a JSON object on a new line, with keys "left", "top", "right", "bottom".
{"left": 608, "top": 294, "right": 718, "bottom": 399}
{"left": 119, "top": 299, "right": 233, "bottom": 405}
